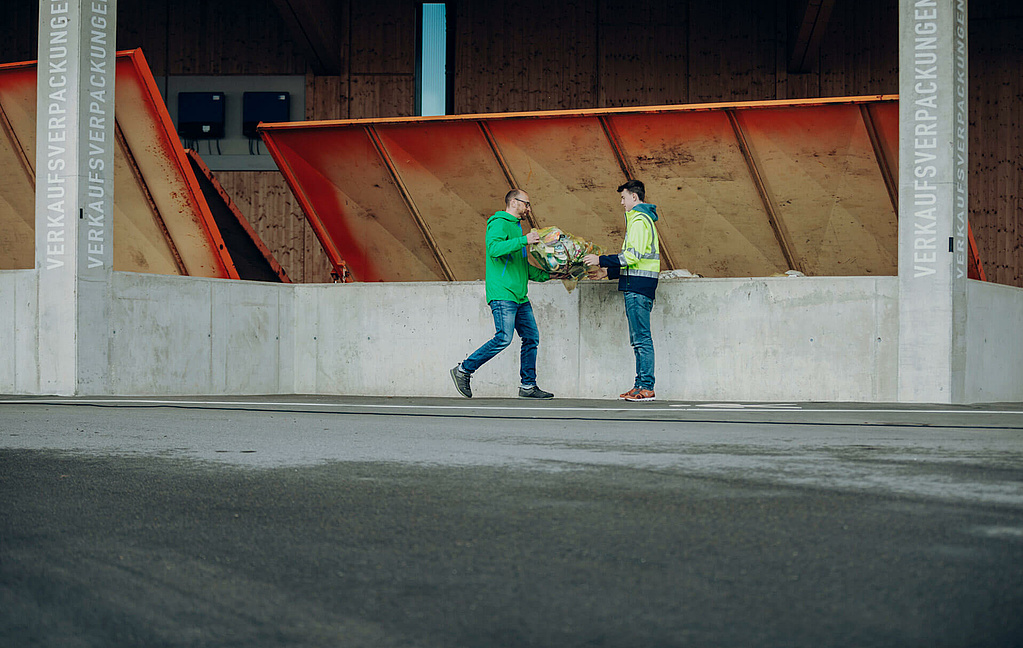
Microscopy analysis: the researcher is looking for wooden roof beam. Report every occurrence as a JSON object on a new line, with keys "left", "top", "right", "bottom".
{"left": 477, "top": 121, "right": 542, "bottom": 231}
{"left": 726, "top": 109, "right": 802, "bottom": 274}
{"left": 365, "top": 125, "right": 455, "bottom": 282}
{"left": 0, "top": 103, "right": 35, "bottom": 186}
{"left": 789, "top": 0, "right": 836, "bottom": 73}
{"left": 597, "top": 116, "right": 678, "bottom": 271}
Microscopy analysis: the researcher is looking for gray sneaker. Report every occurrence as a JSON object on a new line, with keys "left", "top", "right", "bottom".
{"left": 518, "top": 385, "right": 553, "bottom": 399}
{"left": 450, "top": 365, "right": 472, "bottom": 398}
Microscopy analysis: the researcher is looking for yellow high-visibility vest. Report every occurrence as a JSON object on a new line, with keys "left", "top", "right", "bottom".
{"left": 617, "top": 208, "right": 660, "bottom": 279}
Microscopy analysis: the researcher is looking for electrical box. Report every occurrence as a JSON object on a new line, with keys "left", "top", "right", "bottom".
{"left": 166, "top": 75, "right": 304, "bottom": 170}
{"left": 177, "top": 91, "right": 226, "bottom": 139}
{"left": 243, "top": 92, "right": 291, "bottom": 138}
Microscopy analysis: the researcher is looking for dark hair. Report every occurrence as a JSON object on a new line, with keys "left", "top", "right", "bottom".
{"left": 505, "top": 189, "right": 524, "bottom": 207}
{"left": 617, "top": 179, "right": 645, "bottom": 202}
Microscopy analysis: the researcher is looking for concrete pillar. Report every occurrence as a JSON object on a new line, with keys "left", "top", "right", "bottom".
{"left": 898, "top": 0, "right": 969, "bottom": 403}
{"left": 35, "top": 0, "right": 117, "bottom": 395}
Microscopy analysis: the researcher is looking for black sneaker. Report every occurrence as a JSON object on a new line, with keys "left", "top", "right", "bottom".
{"left": 450, "top": 365, "right": 472, "bottom": 398}
{"left": 518, "top": 385, "right": 553, "bottom": 399}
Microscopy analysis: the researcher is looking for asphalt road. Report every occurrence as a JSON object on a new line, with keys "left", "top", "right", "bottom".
{"left": 1, "top": 397, "right": 1022, "bottom": 647}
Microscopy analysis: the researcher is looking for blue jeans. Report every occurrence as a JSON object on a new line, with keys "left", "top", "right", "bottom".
{"left": 624, "top": 292, "right": 655, "bottom": 390}
{"left": 462, "top": 300, "right": 540, "bottom": 387}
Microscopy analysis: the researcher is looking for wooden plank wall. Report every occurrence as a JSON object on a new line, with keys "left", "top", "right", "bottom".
{"left": 0, "top": 0, "right": 1019, "bottom": 286}
{"left": 820, "top": 0, "right": 899, "bottom": 97}
{"left": 971, "top": 0, "right": 1023, "bottom": 288}
{"left": 452, "top": 1, "right": 601, "bottom": 112}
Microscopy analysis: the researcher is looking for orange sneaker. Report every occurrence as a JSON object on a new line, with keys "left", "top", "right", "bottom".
{"left": 619, "top": 387, "right": 640, "bottom": 400}
{"left": 625, "top": 389, "right": 655, "bottom": 402}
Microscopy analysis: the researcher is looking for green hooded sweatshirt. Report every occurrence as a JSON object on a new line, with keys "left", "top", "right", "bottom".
{"left": 484, "top": 210, "right": 549, "bottom": 303}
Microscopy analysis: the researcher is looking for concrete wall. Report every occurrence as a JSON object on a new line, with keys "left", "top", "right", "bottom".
{"left": 966, "top": 279, "right": 1023, "bottom": 403}
{"left": 295, "top": 276, "right": 900, "bottom": 402}
{"left": 634, "top": 277, "right": 899, "bottom": 402}
{"left": 0, "top": 270, "right": 39, "bottom": 394}
{"left": 14, "top": 269, "right": 1020, "bottom": 402}
{"left": 293, "top": 280, "right": 582, "bottom": 398}
{"left": 106, "top": 272, "right": 295, "bottom": 395}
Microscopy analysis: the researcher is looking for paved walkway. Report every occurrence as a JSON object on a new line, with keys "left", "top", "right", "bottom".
{"left": 2, "top": 397, "right": 1022, "bottom": 647}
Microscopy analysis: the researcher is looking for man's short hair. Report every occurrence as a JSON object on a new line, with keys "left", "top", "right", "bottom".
{"left": 505, "top": 189, "right": 523, "bottom": 207}
{"left": 617, "top": 179, "right": 645, "bottom": 202}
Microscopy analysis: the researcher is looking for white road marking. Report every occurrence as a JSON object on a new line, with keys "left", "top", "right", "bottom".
{"left": 0, "top": 399, "right": 678, "bottom": 413}
{"left": 689, "top": 403, "right": 803, "bottom": 411}
{"left": 1, "top": 399, "right": 1022, "bottom": 416}
{"left": 972, "top": 526, "right": 1023, "bottom": 540}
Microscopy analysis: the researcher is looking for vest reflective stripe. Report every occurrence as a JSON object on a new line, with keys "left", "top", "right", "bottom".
{"left": 622, "top": 247, "right": 660, "bottom": 260}
{"left": 619, "top": 269, "right": 661, "bottom": 278}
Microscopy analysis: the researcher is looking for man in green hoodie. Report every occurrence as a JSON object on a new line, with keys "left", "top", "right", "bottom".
{"left": 451, "top": 190, "right": 555, "bottom": 399}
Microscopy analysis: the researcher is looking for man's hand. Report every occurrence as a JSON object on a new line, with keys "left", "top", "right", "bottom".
{"left": 587, "top": 267, "right": 608, "bottom": 280}
{"left": 582, "top": 254, "right": 600, "bottom": 266}
{"left": 526, "top": 230, "right": 540, "bottom": 245}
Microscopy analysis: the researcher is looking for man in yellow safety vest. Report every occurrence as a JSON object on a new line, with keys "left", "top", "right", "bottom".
{"left": 583, "top": 179, "right": 661, "bottom": 401}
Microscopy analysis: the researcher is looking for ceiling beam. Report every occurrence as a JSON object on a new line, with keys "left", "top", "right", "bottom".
{"left": 726, "top": 109, "right": 802, "bottom": 274}
{"left": 597, "top": 116, "right": 678, "bottom": 271}
{"left": 477, "top": 121, "right": 540, "bottom": 231}
{"left": 789, "top": 0, "right": 836, "bottom": 73}
{"left": 365, "top": 126, "right": 455, "bottom": 282}
{"left": 270, "top": 0, "right": 344, "bottom": 75}
{"left": 116, "top": 123, "right": 189, "bottom": 276}
{"left": 859, "top": 104, "right": 898, "bottom": 216}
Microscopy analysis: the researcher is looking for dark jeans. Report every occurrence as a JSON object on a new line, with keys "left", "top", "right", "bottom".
{"left": 462, "top": 300, "right": 540, "bottom": 387}
{"left": 624, "top": 291, "right": 655, "bottom": 390}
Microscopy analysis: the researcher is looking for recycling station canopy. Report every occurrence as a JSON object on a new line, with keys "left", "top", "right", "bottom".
{"left": 257, "top": 95, "right": 988, "bottom": 283}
